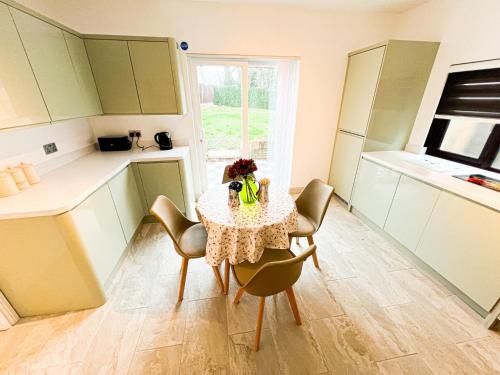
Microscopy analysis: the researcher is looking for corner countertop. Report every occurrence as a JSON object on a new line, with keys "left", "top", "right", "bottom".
{"left": 361, "top": 151, "right": 500, "bottom": 212}
{"left": 0, "top": 147, "right": 190, "bottom": 220}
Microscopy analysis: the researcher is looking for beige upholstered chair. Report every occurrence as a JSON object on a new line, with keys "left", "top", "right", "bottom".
{"left": 232, "top": 245, "right": 316, "bottom": 351}
{"left": 289, "top": 179, "right": 334, "bottom": 268}
{"left": 222, "top": 165, "right": 233, "bottom": 184}
{"left": 150, "top": 195, "right": 224, "bottom": 301}
{"left": 222, "top": 164, "right": 245, "bottom": 184}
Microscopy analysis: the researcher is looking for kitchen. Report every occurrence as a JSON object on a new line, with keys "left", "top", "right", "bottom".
{"left": 0, "top": 0, "right": 499, "bottom": 373}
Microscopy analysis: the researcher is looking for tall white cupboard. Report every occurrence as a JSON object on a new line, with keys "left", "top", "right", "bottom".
{"left": 328, "top": 40, "right": 440, "bottom": 203}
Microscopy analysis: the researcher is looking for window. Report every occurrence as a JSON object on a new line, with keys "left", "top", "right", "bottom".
{"left": 425, "top": 117, "right": 500, "bottom": 172}
{"left": 425, "top": 66, "right": 500, "bottom": 172}
{"left": 439, "top": 119, "right": 494, "bottom": 158}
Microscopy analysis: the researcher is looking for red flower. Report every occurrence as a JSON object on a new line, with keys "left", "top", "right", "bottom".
{"left": 228, "top": 158, "right": 257, "bottom": 179}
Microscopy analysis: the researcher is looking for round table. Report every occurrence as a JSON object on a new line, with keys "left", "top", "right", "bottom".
{"left": 197, "top": 185, "right": 298, "bottom": 293}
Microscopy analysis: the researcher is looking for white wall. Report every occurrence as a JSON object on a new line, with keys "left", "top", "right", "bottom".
{"left": 0, "top": 119, "right": 95, "bottom": 175}
{"left": 15, "top": 0, "right": 396, "bottom": 191}
{"left": 393, "top": 0, "right": 500, "bottom": 150}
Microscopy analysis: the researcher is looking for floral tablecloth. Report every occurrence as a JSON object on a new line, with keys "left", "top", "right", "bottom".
{"left": 196, "top": 185, "right": 298, "bottom": 266}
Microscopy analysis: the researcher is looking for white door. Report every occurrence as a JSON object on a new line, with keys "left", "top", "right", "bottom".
{"left": 189, "top": 57, "right": 299, "bottom": 191}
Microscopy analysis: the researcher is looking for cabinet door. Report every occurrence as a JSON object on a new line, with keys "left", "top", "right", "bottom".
{"left": 128, "top": 41, "right": 178, "bottom": 114}
{"left": 338, "top": 46, "right": 385, "bottom": 136}
{"left": 85, "top": 39, "right": 141, "bottom": 114}
{"left": 108, "top": 166, "right": 144, "bottom": 243}
{"left": 384, "top": 175, "right": 440, "bottom": 252}
{"left": 64, "top": 184, "right": 126, "bottom": 286}
{"left": 351, "top": 159, "right": 400, "bottom": 227}
{"left": 0, "top": 4, "right": 49, "bottom": 129}
{"left": 416, "top": 192, "right": 500, "bottom": 311}
{"left": 63, "top": 32, "right": 102, "bottom": 116}
{"left": 11, "top": 9, "right": 84, "bottom": 121}
{"left": 328, "top": 131, "right": 364, "bottom": 202}
{"left": 138, "top": 162, "right": 186, "bottom": 213}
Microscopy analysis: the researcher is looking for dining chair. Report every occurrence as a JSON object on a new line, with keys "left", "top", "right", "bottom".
{"left": 222, "top": 165, "right": 233, "bottom": 184}
{"left": 288, "top": 179, "right": 334, "bottom": 268}
{"left": 150, "top": 195, "right": 224, "bottom": 302}
{"left": 232, "top": 245, "right": 316, "bottom": 351}
{"left": 222, "top": 164, "right": 245, "bottom": 184}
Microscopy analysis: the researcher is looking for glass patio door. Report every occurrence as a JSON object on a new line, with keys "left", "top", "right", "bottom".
{"left": 190, "top": 57, "right": 298, "bottom": 191}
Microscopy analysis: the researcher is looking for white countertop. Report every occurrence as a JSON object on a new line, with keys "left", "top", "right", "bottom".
{"left": 0, "top": 147, "right": 190, "bottom": 220}
{"left": 362, "top": 151, "right": 500, "bottom": 212}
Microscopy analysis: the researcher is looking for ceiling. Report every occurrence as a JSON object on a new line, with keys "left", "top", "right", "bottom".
{"left": 194, "top": 0, "right": 430, "bottom": 13}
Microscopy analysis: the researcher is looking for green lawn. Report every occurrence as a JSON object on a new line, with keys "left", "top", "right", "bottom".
{"left": 201, "top": 105, "right": 274, "bottom": 149}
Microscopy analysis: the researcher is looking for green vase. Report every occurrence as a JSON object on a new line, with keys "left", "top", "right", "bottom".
{"left": 240, "top": 176, "right": 259, "bottom": 204}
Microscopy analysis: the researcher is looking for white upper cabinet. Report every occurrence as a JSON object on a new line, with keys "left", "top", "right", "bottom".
{"left": 0, "top": 4, "right": 49, "bottom": 129}
{"left": 337, "top": 46, "right": 385, "bottom": 136}
{"left": 11, "top": 8, "right": 84, "bottom": 121}
{"left": 63, "top": 31, "right": 102, "bottom": 116}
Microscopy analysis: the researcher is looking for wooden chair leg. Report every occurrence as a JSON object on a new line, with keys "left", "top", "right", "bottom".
{"left": 288, "top": 236, "right": 292, "bottom": 247}
{"left": 285, "top": 287, "right": 302, "bottom": 325}
{"left": 255, "top": 297, "right": 266, "bottom": 351}
{"left": 234, "top": 287, "right": 245, "bottom": 304}
{"left": 212, "top": 266, "right": 224, "bottom": 293}
{"left": 296, "top": 237, "right": 300, "bottom": 246}
{"left": 307, "top": 235, "right": 319, "bottom": 268}
{"left": 224, "top": 258, "right": 230, "bottom": 295}
{"left": 178, "top": 258, "right": 189, "bottom": 302}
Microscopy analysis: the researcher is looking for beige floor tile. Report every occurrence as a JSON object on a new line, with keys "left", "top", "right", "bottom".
{"left": 386, "top": 303, "right": 482, "bottom": 375}
{"left": 377, "top": 354, "right": 433, "bottom": 375}
{"left": 180, "top": 297, "right": 228, "bottom": 374}
{"left": 129, "top": 345, "right": 181, "bottom": 375}
{"left": 267, "top": 293, "right": 328, "bottom": 375}
{"left": 137, "top": 275, "right": 187, "bottom": 350}
{"left": 226, "top": 284, "right": 269, "bottom": 336}
{"left": 457, "top": 335, "right": 500, "bottom": 373}
{"left": 81, "top": 308, "right": 146, "bottom": 375}
{"left": 229, "top": 329, "right": 281, "bottom": 374}
{"left": 328, "top": 279, "right": 416, "bottom": 361}
{"left": 294, "top": 266, "right": 344, "bottom": 320}
{"left": 310, "top": 315, "right": 379, "bottom": 374}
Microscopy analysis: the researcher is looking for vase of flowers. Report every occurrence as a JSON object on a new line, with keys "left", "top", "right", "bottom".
{"left": 227, "top": 159, "right": 259, "bottom": 204}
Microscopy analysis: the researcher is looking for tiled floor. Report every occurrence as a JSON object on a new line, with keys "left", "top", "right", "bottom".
{"left": 0, "top": 198, "right": 499, "bottom": 374}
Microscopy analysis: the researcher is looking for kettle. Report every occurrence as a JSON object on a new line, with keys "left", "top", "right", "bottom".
{"left": 154, "top": 132, "right": 173, "bottom": 150}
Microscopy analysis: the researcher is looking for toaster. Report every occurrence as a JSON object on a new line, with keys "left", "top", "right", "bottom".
{"left": 98, "top": 136, "right": 132, "bottom": 151}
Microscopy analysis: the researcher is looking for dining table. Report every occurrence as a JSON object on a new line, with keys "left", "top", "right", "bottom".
{"left": 196, "top": 184, "right": 299, "bottom": 294}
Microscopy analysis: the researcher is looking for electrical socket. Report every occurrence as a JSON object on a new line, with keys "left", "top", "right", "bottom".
{"left": 43, "top": 142, "right": 58, "bottom": 155}
{"left": 128, "top": 130, "right": 141, "bottom": 138}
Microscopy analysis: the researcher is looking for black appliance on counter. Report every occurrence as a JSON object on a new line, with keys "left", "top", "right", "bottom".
{"left": 154, "top": 132, "right": 173, "bottom": 150}
{"left": 98, "top": 136, "right": 132, "bottom": 151}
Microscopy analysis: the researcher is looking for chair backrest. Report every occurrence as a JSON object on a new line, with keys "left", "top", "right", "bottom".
{"left": 295, "top": 179, "right": 334, "bottom": 232}
{"left": 222, "top": 164, "right": 244, "bottom": 184}
{"left": 150, "top": 195, "right": 192, "bottom": 257}
{"left": 243, "top": 245, "right": 317, "bottom": 296}
{"left": 222, "top": 165, "right": 233, "bottom": 184}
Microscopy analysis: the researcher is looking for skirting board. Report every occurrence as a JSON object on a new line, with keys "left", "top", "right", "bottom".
{"left": 0, "top": 291, "right": 19, "bottom": 331}
{"left": 350, "top": 207, "right": 498, "bottom": 328}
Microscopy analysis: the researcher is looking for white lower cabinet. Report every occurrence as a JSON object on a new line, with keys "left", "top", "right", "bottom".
{"left": 351, "top": 159, "right": 401, "bottom": 227}
{"left": 137, "top": 161, "right": 186, "bottom": 213}
{"left": 416, "top": 192, "right": 500, "bottom": 312}
{"left": 108, "top": 166, "right": 144, "bottom": 242}
{"left": 384, "top": 175, "right": 440, "bottom": 252}
{"left": 61, "top": 184, "right": 127, "bottom": 286}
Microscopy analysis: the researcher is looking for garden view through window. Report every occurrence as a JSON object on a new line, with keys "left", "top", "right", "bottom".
{"left": 192, "top": 59, "right": 299, "bottom": 189}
